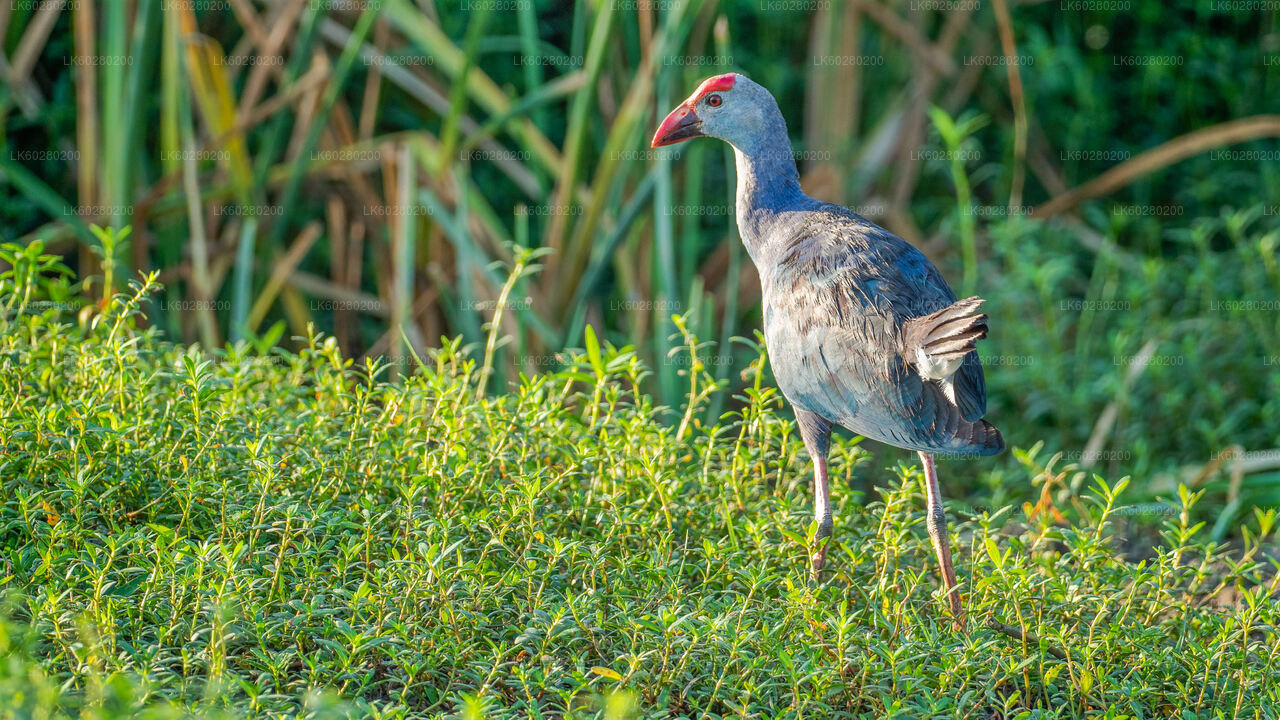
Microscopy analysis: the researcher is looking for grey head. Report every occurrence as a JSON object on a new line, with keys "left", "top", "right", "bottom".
{"left": 651, "top": 72, "right": 809, "bottom": 261}
{"left": 652, "top": 72, "right": 795, "bottom": 168}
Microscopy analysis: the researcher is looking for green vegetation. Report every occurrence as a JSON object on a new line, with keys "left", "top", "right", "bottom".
{"left": 2, "top": 247, "right": 1278, "bottom": 718}
{"left": 3, "top": 1, "right": 1280, "bottom": 717}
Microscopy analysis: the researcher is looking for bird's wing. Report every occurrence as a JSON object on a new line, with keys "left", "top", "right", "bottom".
{"left": 761, "top": 207, "right": 1000, "bottom": 456}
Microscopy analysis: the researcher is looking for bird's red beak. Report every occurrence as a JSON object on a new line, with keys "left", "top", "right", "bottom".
{"left": 651, "top": 104, "right": 703, "bottom": 147}
{"left": 651, "top": 73, "right": 736, "bottom": 148}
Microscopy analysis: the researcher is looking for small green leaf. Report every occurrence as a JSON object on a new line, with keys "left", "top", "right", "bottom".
{"left": 985, "top": 537, "right": 1003, "bottom": 570}
{"left": 147, "top": 524, "right": 175, "bottom": 539}
{"left": 591, "top": 666, "right": 622, "bottom": 682}
{"left": 584, "top": 324, "right": 604, "bottom": 377}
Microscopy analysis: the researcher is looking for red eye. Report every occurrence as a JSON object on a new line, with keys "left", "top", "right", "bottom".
{"left": 707, "top": 94, "right": 722, "bottom": 107}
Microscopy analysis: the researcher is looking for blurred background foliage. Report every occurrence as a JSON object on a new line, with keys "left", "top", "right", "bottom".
{"left": 1, "top": 0, "right": 1278, "bottom": 523}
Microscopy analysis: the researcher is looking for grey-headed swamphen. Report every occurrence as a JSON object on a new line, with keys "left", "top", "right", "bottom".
{"left": 652, "top": 73, "right": 1003, "bottom": 630}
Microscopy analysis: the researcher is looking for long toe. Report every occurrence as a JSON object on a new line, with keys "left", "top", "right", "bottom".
{"left": 950, "top": 594, "right": 966, "bottom": 632}
{"left": 810, "top": 546, "right": 828, "bottom": 579}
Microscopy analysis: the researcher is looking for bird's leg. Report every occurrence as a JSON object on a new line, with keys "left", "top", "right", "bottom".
{"left": 795, "top": 410, "right": 833, "bottom": 578}
{"left": 811, "top": 452, "right": 832, "bottom": 575}
{"left": 919, "top": 451, "right": 966, "bottom": 631}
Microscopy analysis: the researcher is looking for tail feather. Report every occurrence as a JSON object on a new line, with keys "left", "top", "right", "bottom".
{"left": 916, "top": 377, "right": 1004, "bottom": 457}
{"left": 924, "top": 329, "right": 987, "bottom": 360}
{"left": 905, "top": 297, "right": 989, "bottom": 377}
{"left": 939, "top": 418, "right": 1005, "bottom": 456}
{"left": 928, "top": 312, "right": 985, "bottom": 342}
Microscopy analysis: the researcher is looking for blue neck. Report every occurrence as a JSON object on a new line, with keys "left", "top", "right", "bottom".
{"left": 734, "top": 143, "right": 810, "bottom": 265}
{"left": 730, "top": 110, "right": 812, "bottom": 264}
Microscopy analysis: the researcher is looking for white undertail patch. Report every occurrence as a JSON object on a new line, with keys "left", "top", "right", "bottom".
{"left": 940, "top": 377, "right": 958, "bottom": 406}
{"left": 914, "top": 346, "right": 964, "bottom": 382}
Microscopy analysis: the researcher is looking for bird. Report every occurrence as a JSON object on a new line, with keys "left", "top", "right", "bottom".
{"left": 651, "top": 72, "right": 1003, "bottom": 631}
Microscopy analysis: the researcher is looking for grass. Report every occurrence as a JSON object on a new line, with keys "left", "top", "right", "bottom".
{"left": 4, "top": 3, "right": 1279, "bottom": 717}
{"left": 2, "top": 252, "right": 1278, "bottom": 718}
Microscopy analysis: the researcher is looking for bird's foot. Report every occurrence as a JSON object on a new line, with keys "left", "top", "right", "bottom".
{"left": 810, "top": 541, "right": 830, "bottom": 581}
{"left": 942, "top": 587, "right": 966, "bottom": 632}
